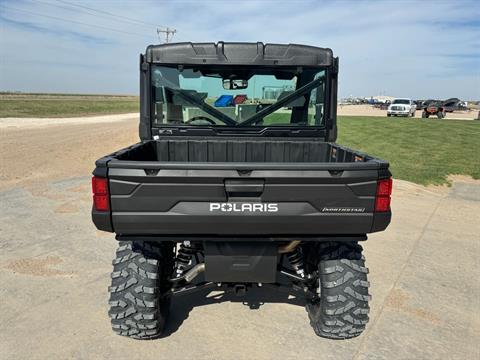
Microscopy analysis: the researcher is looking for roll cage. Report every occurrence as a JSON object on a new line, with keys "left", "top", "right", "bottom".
{"left": 139, "top": 42, "right": 338, "bottom": 141}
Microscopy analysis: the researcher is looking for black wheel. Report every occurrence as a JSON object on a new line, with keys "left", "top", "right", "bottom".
{"left": 387, "top": 113, "right": 391, "bottom": 117}
{"left": 411, "top": 111, "right": 416, "bottom": 117}
{"left": 422, "top": 111, "right": 428, "bottom": 118}
{"left": 437, "top": 111, "right": 445, "bottom": 119}
{"left": 108, "top": 241, "right": 174, "bottom": 339}
{"left": 306, "top": 242, "right": 370, "bottom": 339}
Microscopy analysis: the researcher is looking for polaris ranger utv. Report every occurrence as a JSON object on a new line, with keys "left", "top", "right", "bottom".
{"left": 91, "top": 42, "right": 392, "bottom": 340}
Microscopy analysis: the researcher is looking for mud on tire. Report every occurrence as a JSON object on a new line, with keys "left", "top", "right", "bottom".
{"left": 108, "top": 241, "right": 174, "bottom": 339}
{"left": 306, "top": 242, "right": 370, "bottom": 339}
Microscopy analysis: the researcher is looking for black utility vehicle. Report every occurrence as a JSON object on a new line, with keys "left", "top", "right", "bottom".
{"left": 421, "top": 100, "right": 446, "bottom": 119}
{"left": 91, "top": 42, "right": 392, "bottom": 340}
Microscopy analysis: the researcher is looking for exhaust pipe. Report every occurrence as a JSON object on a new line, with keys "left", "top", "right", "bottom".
{"left": 278, "top": 240, "right": 301, "bottom": 254}
{"left": 170, "top": 263, "right": 205, "bottom": 283}
{"left": 184, "top": 263, "right": 205, "bottom": 283}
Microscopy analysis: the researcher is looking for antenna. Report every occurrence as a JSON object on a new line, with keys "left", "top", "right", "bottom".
{"left": 157, "top": 27, "right": 177, "bottom": 43}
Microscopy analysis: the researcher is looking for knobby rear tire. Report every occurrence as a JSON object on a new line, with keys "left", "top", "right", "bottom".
{"left": 108, "top": 241, "right": 174, "bottom": 339}
{"left": 306, "top": 242, "right": 370, "bottom": 339}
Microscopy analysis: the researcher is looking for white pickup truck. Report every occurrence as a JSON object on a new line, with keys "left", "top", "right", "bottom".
{"left": 387, "top": 98, "right": 416, "bottom": 117}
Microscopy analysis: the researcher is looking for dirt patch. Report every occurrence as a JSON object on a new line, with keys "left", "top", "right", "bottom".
{"left": 95, "top": 230, "right": 111, "bottom": 237}
{"left": 4, "top": 255, "right": 73, "bottom": 277}
{"left": 0, "top": 117, "right": 138, "bottom": 191}
{"left": 55, "top": 202, "right": 80, "bottom": 214}
{"left": 393, "top": 176, "right": 480, "bottom": 199}
{"left": 446, "top": 174, "right": 480, "bottom": 185}
{"left": 393, "top": 179, "right": 449, "bottom": 198}
{"left": 26, "top": 183, "right": 67, "bottom": 201}
{"left": 0, "top": 113, "right": 138, "bottom": 128}
{"left": 67, "top": 183, "right": 90, "bottom": 193}
{"left": 385, "top": 288, "right": 441, "bottom": 325}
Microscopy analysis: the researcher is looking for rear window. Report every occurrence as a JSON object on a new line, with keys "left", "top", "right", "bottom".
{"left": 150, "top": 65, "right": 327, "bottom": 128}
{"left": 392, "top": 99, "right": 410, "bottom": 104}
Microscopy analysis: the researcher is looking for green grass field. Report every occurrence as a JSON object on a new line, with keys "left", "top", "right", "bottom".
{"left": 0, "top": 93, "right": 139, "bottom": 117}
{"left": 263, "top": 113, "right": 480, "bottom": 185}
{"left": 337, "top": 116, "right": 480, "bottom": 185}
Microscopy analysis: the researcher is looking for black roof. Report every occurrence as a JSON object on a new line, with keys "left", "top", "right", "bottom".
{"left": 145, "top": 42, "right": 333, "bottom": 67}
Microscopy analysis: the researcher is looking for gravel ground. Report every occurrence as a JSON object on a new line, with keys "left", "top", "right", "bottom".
{"left": 0, "top": 115, "right": 139, "bottom": 191}
{"left": 0, "top": 115, "right": 479, "bottom": 360}
{"left": 0, "top": 113, "right": 139, "bottom": 129}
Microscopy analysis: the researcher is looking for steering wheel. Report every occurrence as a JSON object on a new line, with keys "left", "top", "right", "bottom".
{"left": 186, "top": 116, "right": 216, "bottom": 125}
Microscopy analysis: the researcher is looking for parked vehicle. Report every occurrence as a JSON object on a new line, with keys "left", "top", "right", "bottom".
{"left": 419, "top": 98, "right": 467, "bottom": 116}
{"left": 422, "top": 101, "right": 446, "bottom": 119}
{"left": 214, "top": 95, "right": 234, "bottom": 107}
{"left": 414, "top": 100, "right": 424, "bottom": 109}
{"left": 422, "top": 99, "right": 437, "bottom": 107}
{"left": 378, "top": 100, "right": 391, "bottom": 110}
{"left": 442, "top": 98, "right": 466, "bottom": 112}
{"left": 233, "top": 94, "right": 247, "bottom": 105}
{"left": 91, "top": 42, "right": 392, "bottom": 340}
{"left": 387, "top": 98, "right": 416, "bottom": 117}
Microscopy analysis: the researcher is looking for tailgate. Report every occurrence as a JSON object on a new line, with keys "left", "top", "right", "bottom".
{"left": 105, "top": 162, "right": 390, "bottom": 236}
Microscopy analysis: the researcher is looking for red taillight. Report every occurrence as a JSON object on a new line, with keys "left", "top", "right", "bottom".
{"left": 375, "top": 178, "right": 392, "bottom": 212}
{"left": 93, "top": 194, "right": 110, "bottom": 211}
{"left": 375, "top": 196, "right": 391, "bottom": 212}
{"left": 92, "top": 176, "right": 108, "bottom": 195}
{"left": 92, "top": 176, "right": 109, "bottom": 211}
{"left": 376, "top": 178, "right": 392, "bottom": 196}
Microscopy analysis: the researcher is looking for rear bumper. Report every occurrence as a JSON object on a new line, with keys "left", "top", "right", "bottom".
{"left": 92, "top": 208, "right": 113, "bottom": 232}
{"left": 387, "top": 110, "right": 410, "bottom": 116}
{"left": 112, "top": 212, "right": 375, "bottom": 235}
{"left": 115, "top": 234, "right": 368, "bottom": 242}
{"left": 94, "top": 209, "right": 391, "bottom": 236}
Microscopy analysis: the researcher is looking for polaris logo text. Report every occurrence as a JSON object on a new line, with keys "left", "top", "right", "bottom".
{"left": 209, "top": 203, "right": 279, "bottom": 213}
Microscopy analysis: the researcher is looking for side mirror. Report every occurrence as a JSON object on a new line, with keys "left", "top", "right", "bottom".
{"left": 223, "top": 79, "right": 248, "bottom": 90}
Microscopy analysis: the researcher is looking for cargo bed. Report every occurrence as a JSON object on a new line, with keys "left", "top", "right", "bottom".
{"left": 92, "top": 138, "right": 391, "bottom": 237}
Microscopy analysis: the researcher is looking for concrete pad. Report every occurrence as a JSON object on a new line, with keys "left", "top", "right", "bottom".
{"left": 1, "top": 176, "right": 478, "bottom": 360}
{"left": 355, "top": 193, "right": 480, "bottom": 360}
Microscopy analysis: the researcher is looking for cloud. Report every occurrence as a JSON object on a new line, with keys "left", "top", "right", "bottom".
{"left": 0, "top": 0, "right": 479, "bottom": 99}
{"left": 0, "top": 13, "right": 114, "bottom": 44}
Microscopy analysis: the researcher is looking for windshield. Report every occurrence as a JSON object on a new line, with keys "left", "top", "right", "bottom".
{"left": 151, "top": 66, "right": 326, "bottom": 127}
{"left": 392, "top": 99, "right": 410, "bottom": 104}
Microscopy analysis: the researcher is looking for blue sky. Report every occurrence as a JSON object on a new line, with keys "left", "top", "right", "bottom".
{"left": 0, "top": 0, "right": 479, "bottom": 99}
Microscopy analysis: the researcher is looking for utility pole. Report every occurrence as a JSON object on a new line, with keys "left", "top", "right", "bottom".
{"left": 157, "top": 27, "right": 177, "bottom": 43}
